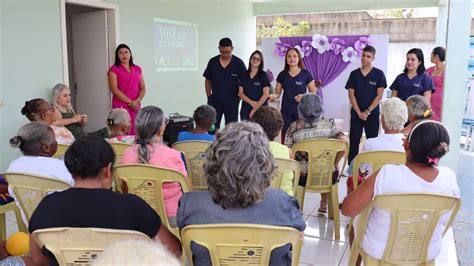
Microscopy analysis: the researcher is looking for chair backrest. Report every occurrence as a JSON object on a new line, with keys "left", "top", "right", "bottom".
{"left": 353, "top": 193, "right": 461, "bottom": 265}
{"left": 172, "top": 141, "right": 212, "bottom": 190}
{"left": 291, "top": 139, "right": 348, "bottom": 192}
{"left": 53, "top": 144, "right": 69, "bottom": 159}
{"left": 351, "top": 151, "right": 406, "bottom": 189}
{"left": 2, "top": 172, "right": 72, "bottom": 221}
{"left": 181, "top": 223, "right": 303, "bottom": 266}
{"left": 33, "top": 227, "right": 150, "bottom": 265}
{"left": 114, "top": 164, "right": 191, "bottom": 231}
{"left": 110, "top": 143, "right": 132, "bottom": 165}
{"left": 273, "top": 158, "right": 303, "bottom": 208}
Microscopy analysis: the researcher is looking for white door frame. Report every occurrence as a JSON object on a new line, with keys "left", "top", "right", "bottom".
{"left": 59, "top": 0, "right": 119, "bottom": 85}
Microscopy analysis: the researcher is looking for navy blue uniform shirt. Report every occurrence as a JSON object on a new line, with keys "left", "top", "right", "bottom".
{"left": 277, "top": 69, "right": 314, "bottom": 116}
{"left": 240, "top": 71, "right": 270, "bottom": 115}
{"left": 203, "top": 55, "right": 246, "bottom": 103}
{"left": 389, "top": 72, "right": 434, "bottom": 101}
{"left": 345, "top": 67, "right": 387, "bottom": 115}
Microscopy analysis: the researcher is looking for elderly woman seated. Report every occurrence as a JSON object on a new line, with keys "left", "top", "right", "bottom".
{"left": 285, "top": 94, "right": 348, "bottom": 213}
{"left": 28, "top": 136, "right": 182, "bottom": 266}
{"left": 176, "top": 105, "right": 216, "bottom": 142}
{"left": 21, "top": 98, "right": 75, "bottom": 145}
{"left": 106, "top": 108, "right": 134, "bottom": 144}
{"left": 178, "top": 121, "right": 305, "bottom": 266}
{"left": 342, "top": 120, "right": 459, "bottom": 265}
{"left": 252, "top": 106, "right": 295, "bottom": 196}
{"left": 7, "top": 122, "right": 74, "bottom": 225}
{"left": 346, "top": 97, "right": 408, "bottom": 194}
{"left": 402, "top": 95, "right": 433, "bottom": 136}
{"left": 52, "top": 83, "right": 108, "bottom": 139}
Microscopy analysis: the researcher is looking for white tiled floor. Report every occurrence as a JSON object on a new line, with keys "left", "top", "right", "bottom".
{"left": 3, "top": 178, "right": 460, "bottom": 265}
{"left": 297, "top": 176, "right": 459, "bottom": 265}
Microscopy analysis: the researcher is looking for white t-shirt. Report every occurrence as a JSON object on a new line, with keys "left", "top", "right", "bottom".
{"left": 7, "top": 156, "right": 75, "bottom": 225}
{"left": 360, "top": 133, "right": 405, "bottom": 174}
{"left": 361, "top": 164, "right": 460, "bottom": 260}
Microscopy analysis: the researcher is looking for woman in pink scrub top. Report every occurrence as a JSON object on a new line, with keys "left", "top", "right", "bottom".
{"left": 426, "top": 46, "right": 445, "bottom": 121}
{"left": 108, "top": 44, "right": 146, "bottom": 134}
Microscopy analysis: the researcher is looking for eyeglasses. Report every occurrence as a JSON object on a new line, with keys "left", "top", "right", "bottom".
{"left": 163, "top": 118, "right": 169, "bottom": 126}
{"left": 41, "top": 106, "right": 55, "bottom": 115}
{"left": 251, "top": 57, "right": 261, "bottom": 61}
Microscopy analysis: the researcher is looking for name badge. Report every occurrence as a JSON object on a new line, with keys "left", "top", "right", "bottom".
{"left": 253, "top": 82, "right": 261, "bottom": 86}
{"left": 232, "top": 74, "right": 238, "bottom": 77}
{"left": 369, "top": 81, "right": 376, "bottom": 86}
{"left": 295, "top": 81, "right": 303, "bottom": 85}
{"left": 413, "top": 83, "right": 421, "bottom": 87}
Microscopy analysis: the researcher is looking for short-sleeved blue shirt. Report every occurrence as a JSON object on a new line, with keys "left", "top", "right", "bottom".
{"left": 277, "top": 69, "right": 314, "bottom": 116}
{"left": 203, "top": 55, "right": 246, "bottom": 103}
{"left": 389, "top": 73, "right": 434, "bottom": 101}
{"left": 176, "top": 131, "right": 215, "bottom": 142}
{"left": 345, "top": 67, "right": 387, "bottom": 115}
{"left": 240, "top": 71, "right": 270, "bottom": 115}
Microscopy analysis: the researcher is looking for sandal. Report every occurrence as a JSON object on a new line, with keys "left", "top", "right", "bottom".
{"left": 318, "top": 201, "right": 327, "bottom": 213}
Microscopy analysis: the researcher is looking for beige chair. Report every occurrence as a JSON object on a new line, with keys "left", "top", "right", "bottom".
{"left": 33, "top": 227, "right": 150, "bottom": 265}
{"left": 0, "top": 202, "right": 27, "bottom": 241}
{"left": 181, "top": 223, "right": 303, "bottom": 266}
{"left": 351, "top": 150, "right": 406, "bottom": 190}
{"left": 172, "top": 140, "right": 212, "bottom": 190}
{"left": 2, "top": 172, "right": 71, "bottom": 221}
{"left": 114, "top": 164, "right": 191, "bottom": 238}
{"left": 110, "top": 143, "right": 131, "bottom": 166}
{"left": 53, "top": 144, "right": 69, "bottom": 159}
{"left": 349, "top": 193, "right": 461, "bottom": 266}
{"left": 292, "top": 139, "right": 348, "bottom": 240}
{"left": 273, "top": 158, "right": 304, "bottom": 209}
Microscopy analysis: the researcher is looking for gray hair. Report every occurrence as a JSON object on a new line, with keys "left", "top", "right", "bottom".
{"left": 204, "top": 121, "right": 276, "bottom": 209}
{"left": 10, "top": 122, "right": 56, "bottom": 156}
{"left": 381, "top": 98, "right": 408, "bottom": 130}
{"left": 193, "top": 105, "right": 216, "bottom": 129}
{"left": 107, "top": 108, "right": 131, "bottom": 128}
{"left": 406, "top": 95, "right": 433, "bottom": 120}
{"left": 135, "top": 106, "right": 165, "bottom": 164}
{"left": 52, "top": 83, "right": 75, "bottom": 114}
{"left": 298, "top": 94, "right": 323, "bottom": 122}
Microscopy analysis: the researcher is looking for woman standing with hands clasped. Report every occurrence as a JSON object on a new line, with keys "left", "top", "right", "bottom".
{"left": 238, "top": 50, "right": 270, "bottom": 120}
{"left": 268, "top": 48, "right": 318, "bottom": 138}
{"left": 108, "top": 44, "right": 146, "bottom": 135}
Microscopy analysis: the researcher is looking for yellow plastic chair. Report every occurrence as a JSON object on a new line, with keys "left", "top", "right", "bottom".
{"left": 114, "top": 164, "right": 191, "bottom": 237}
{"left": 349, "top": 193, "right": 461, "bottom": 266}
{"left": 292, "top": 139, "right": 348, "bottom": 240}
{"left": 273, "top": 158, "right": 304, "bottom": 209}
{"left": 53, "top": 144, "right": 69, "bottom": 159}
{"left": 110, "top": 143, "right": 132, "bottom": 166}
{"left": 351, "top": 151, "right": 406, "bottom": 190}
{"left": 33, "top": 227, "right": 150, "bottom": 265}
{"left": 172, "top": 140, "right": 212, "bottom": 190}
{"left": 2, "top": 172, "right": 71, "bottom": 221}
{"left": 0, "top": 202, "right": 27, "bottom": 241}
{"left": 181, "top": 223, "right": 303, "bottom": 266}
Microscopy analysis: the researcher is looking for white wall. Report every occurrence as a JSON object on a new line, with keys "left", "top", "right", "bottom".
{"left": 1, "top": 0, "right": 65, "bottom": 171}
{"left": 108, "top": 0, "right": 256, "bottom": 118}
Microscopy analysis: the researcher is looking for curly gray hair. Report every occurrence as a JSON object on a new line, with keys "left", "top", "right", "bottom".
{"left": 298, "top": 94, "right": 323, "bottom": 122}
{"left": 10, "top": 122, "right": 56, "bottom": 156}
{"left": 381, "top": 97, "right": 408, "bottom": 130}
{"left": 406, "top": 95, "right": 433, "bottom": 120}
{"left": 204, "top": 121, "right": 276, "bottom": 208}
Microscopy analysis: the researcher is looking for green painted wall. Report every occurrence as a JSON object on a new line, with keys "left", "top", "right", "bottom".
{"left": 1, "top": 0, "right": 64, "bottom": 170}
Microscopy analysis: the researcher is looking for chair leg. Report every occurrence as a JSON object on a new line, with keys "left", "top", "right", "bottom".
{"left": 328, "top": 193, "right": 334, "bottom": 219}
{"left": 348, "top": 240, "right": 360, "bottom": 266}
{"left": 331, "top": 185, "right": 340, "bottom": 240}
{"left": 0, "top": 212, "right": 6, "bottom": 241}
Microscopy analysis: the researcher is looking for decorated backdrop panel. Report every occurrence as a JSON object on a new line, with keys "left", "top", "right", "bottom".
{"left": 262, "top": 34, "right": 389, "bottom": 131}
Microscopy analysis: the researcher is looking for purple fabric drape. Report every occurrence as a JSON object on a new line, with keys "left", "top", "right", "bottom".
{"left": 279, "top": 35, "right": 369, "bottom": 102}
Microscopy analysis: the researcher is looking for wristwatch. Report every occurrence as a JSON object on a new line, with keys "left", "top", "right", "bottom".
{"left": 365, "top": 108, "right": 371, "bottom": 115}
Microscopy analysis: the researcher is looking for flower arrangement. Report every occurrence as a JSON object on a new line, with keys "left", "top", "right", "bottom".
{"left": 274, "top": 35, "right": 372, "bottom": 63}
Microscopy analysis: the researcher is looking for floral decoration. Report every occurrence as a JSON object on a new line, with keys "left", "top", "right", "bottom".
{"left": 354, "top": 37, "right": 371, "bottom": 54}
{"left": 329, "top": 38, "right": 346, "bottom": 55}
{"left": 341, "top": 47, "right": 358, "bottom": 63}
{"left": 275, "top": 42, "right": 291, "bottom": 57}
{"left": 311, "top": 34, "right": 330, "bottom": 54}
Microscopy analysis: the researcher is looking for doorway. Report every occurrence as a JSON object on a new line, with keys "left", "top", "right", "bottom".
{"left": 60, "top": 0, "right": 119, "bottom": 132}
